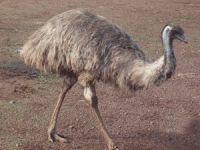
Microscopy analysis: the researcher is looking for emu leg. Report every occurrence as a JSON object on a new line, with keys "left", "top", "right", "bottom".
{"left": 48, "top": 77, "right": 76, "bottom": 143}
{"left": 83, "top": 84, "right": 118, "bottom": 150}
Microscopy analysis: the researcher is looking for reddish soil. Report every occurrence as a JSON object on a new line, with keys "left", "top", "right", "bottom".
{"left": 0, "top": 0, "right": 199, "bottom": 150}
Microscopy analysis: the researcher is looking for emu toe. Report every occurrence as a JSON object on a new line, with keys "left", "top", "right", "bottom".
{"left": 48, "top": 132, "right": 68, "bottom": 143}
{"left": 108, "top": 142, "right": 119, "bottom": 150}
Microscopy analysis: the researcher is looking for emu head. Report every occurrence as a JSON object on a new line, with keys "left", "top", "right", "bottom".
{"left": 162, "top": 24, "right": 188, "bottom": 43}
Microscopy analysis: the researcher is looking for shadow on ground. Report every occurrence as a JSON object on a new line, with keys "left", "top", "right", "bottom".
{"left": 118, "top": 118, "right": 200, "bottom": 150}
{"left": 0, "top": 60, "right": 39, "bottom": 78}
{"left": 0, "top": 60, "right": 56, "bottom": 81}
{"left": 19, "top": 118, "right": 200, "bottom": 150}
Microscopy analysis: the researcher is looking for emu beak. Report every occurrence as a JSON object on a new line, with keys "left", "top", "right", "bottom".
{"left": 175, "top": 34, "right": 188, "bottom": 43}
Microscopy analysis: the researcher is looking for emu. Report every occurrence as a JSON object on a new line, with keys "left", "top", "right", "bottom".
{"left": 20, "top": 9, "right": 187, "bottom": 150}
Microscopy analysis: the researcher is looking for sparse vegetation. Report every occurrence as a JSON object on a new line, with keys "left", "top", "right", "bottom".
{"left": 0, "top": 0, "right": 199, "bottom": 150}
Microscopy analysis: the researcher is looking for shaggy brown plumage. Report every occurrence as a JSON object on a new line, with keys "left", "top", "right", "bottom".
{"left": 20, "top": 9, "right": 187, "bottom": 150}
{"left": 20, "top": 10, "right": 157, "bottom": 91}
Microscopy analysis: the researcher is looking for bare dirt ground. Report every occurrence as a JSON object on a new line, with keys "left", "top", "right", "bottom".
{"left": 0, "top": 0, "right": 200, "bottom": 150}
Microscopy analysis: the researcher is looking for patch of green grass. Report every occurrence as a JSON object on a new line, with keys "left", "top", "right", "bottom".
{"left": 37, "top": 73, "right": 57, "bottom": 84}
{"left": 0, "top": 100, "right": 47, "bottom": 149}
{"left": 131, "top": 33, "right": 159, "bottom": 43}
{"left": 0, "top": 135, "right": 24, "bottom": 150}
{"left": 0, "top": 60, "right": 57, "bottom": 83}
{"left": 190, "top": 35, "right": 200, "bottom": 44}
{"left": 131, "top": 34, "right": 162, "bottom": 60}
{"left": 0, "top": 100, "right": 27, "bottom": 119}
{"left": 0, "top": 60, "right": 39, "bottom": 77}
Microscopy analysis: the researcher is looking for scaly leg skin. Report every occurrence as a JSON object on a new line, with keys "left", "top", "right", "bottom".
{"left": 47, "top": 77, "right": 76, "bottom": 143}
{"left": 83, "top": 83, "right": 119, "bottom": 150}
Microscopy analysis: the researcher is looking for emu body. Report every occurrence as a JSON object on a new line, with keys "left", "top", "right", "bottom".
{"left": 21, "top": 10, "right": 150, "bottom": 90}
{"left": 21, "top": 9, "right": 187, "bottom": 150}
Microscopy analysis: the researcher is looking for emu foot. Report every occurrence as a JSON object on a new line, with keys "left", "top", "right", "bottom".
{"left": 108, "top": 141, "right": 119, "bottom": 150}
{"left": 48, "top": 131, "right": 68, "bottom": 143}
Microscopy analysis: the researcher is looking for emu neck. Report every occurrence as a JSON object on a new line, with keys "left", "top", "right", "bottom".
{"left": 162, "top": 29, "right": 173, "bottom": 57}
{"left": 141, "top": 27, "right": 177, "bottom": 87}
{"left": 154, "top": 27, "right": 176, "bottom": 84}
